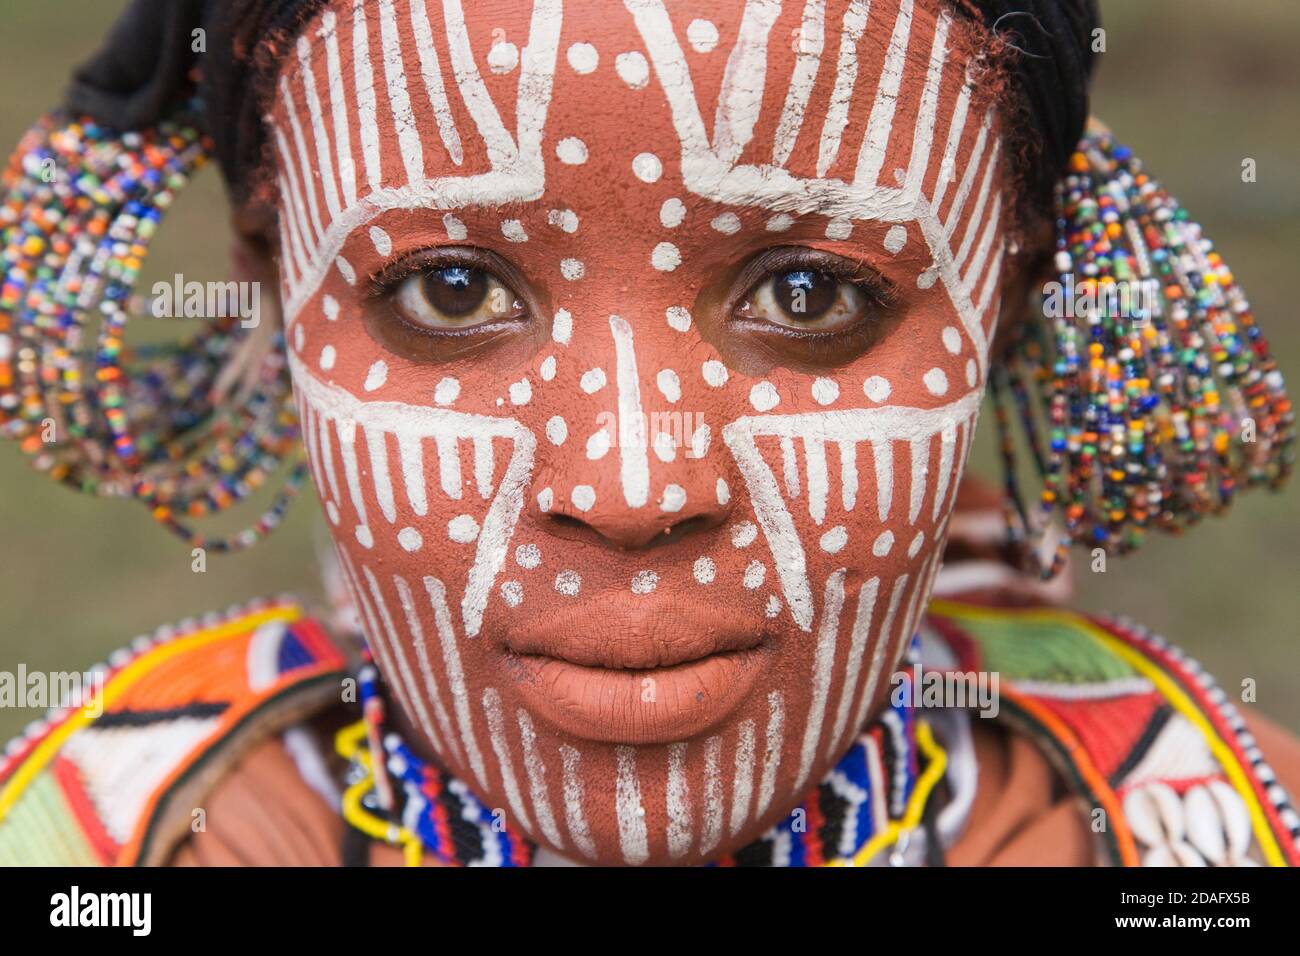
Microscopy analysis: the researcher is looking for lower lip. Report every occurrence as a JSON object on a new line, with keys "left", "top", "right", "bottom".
{"left": 506, "top": 649, "right": 768, "bottom": 744}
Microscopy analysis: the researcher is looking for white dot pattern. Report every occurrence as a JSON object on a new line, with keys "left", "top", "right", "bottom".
{"left": 666, "top": 306, "right": 692, "bottom": 331}
{"left": 615, "top": 51, "right": 649, "bottom": 88}
{"left": 923, "top": 368, "right": 949, "bottom": 396}
{"left": 820, "top": 526, "right": 848, "bottom": 554}
{"left": 448, "top": 514, "right": 480, "bottom": 543}
{"left": 711, "top": 212, "right": 741, "bottom": 234}
{"left": 660, "top": 198, "right": 686, "bottom": 228}
{"left": 434, "top": 377, "right": 460, "bottom": 405}
{"left": 702, "top": 360, "right": 729, "bottom": 387}
{"left": 652, "top": 242, "right": 681, "bottom": 271}
{"left": 363, "top": 361, "right": 387, "bottom": 392}
{"left": 863, "top": 376, "right": 891, "bottom": 403}
{"left": 872, "top": 531, "right": 895, "bottom": 557}
{"left": 687, "top": 18, "right": 719, "bottom": 52}
{"left": 749, "top": 381, "right": 780, "bottom": 412}
{"left": 812, "top": 378, "right": 839, "bottom": 405}
{"left": 566, "top": 42, "right": 598, "bottom": 74}
{"left": 556, "top": 137, "right": 588, "bottom": 164}
{"left": 555, "top": 570, "right": 581, "bottom": 596}
{"left": 656, "top": 368, "right": 681, "bottom": 402}
{"left": 545, "top": 416, "right": 568, "bottom": 445}
{"left": 632, "top": 152, "right": 663, "bottom": 183}
{"left": 693, "top": 556, "right": 716, "bottom": 585}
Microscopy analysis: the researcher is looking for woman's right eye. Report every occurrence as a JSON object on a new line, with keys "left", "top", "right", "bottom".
{"left": 392, "top": 265, "right": 526, "bottom": 330}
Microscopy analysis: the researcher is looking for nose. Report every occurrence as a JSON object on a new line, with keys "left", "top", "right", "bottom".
{"left": 543, "top": 482, "right": 729, "bottom": 550}
{"left": 532, "top": 314, "right": 732, "bottom": 551}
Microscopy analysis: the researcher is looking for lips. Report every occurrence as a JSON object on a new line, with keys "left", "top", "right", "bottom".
{"left": 498, "top": 593, "right": 771, "bottom": 743}
{"left": 503, "top": 595, "right": 764, "bottom": 668}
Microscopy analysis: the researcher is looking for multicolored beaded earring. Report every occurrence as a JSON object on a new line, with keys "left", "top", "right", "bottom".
{"left": 994, "top": 125, "right": 1294, "bottom": 578}
{"left": 0, "top": 108, "right": 304, "bottom": 552}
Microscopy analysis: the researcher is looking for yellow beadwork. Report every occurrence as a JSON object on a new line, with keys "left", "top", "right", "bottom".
{"left": 336, "top": 720, "right": 424, "bottom": 867}
{"left": 826, "top": 719, "right": 948, "bottom": 868}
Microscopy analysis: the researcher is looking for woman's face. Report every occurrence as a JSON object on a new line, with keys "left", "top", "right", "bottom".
{"left": 273, "top": 0, "right": 1008, "bottom": 864}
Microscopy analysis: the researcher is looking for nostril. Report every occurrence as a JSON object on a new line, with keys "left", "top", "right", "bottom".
{"left": 658, "top": 514, "right": 718, "bottom": 544}
{"left": 547, "top": 513, "right": 588, "bottom": 533}
{"left": 542, "top": 505, "right": 726, "bottom": 550}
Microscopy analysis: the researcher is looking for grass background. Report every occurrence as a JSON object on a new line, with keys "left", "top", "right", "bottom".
{"left": 1, "top": 1, "right": 1297, "bottom": 739}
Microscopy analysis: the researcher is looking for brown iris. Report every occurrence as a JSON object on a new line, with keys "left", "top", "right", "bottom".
{"left": 773, "top": 270, "right": 840, "bottom": 321}
{"left": 736, "top": 263, "right": 875, "bottom": 333}
{"left": 362, "top": 247, "right": 540, "bottom": 364}
{"left": 692, "top": 247, "right": 904, "bottom": 373}
{"left": 424, "top": 266, "right": 489, "bottom": 318}
{"left": 390, "top": 261, "right": 523, "bottom": 331}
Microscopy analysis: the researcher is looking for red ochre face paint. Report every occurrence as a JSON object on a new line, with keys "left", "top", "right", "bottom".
{"left": 272, "top": 0, "right": 1009, "bottom": 864}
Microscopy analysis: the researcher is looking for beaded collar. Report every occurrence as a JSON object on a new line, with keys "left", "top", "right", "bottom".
{"left": 337, "top": 637, "right": 948, "bottom": 867}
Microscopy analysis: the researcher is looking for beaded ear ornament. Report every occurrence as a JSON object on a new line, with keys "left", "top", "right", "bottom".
{"left": 994, "top": 125, "right": 1294, "bottom": 578}
{"left": 0, "top": 110, "right": 304, "bottom": 552}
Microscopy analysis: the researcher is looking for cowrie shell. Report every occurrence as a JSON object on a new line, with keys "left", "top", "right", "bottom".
{"left": 1143, "top": 839, "right": 1206, "bottom": 868}
{"left": 1207, "top": 779, "right": 1253, "bottom": 862}
{"left": 1183, "top": 785, "right": 1227, "bottom": 865}
{"left": 1124, "top": 782, "right": 1185, "bottom": 847}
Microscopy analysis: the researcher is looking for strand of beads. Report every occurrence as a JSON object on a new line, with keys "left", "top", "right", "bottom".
{"left": 0, "top": 110, "right": 304, "bottom": 551}
{"left": 339, "top": 656, "right": 535, "bottom": 867}
{"left": 1001, "top": 128, "right": 1293, "bottom": 578}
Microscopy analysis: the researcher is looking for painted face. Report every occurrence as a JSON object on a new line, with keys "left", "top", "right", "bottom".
{"left": 272, "top": 0, "right": 1008, "bottom": 864}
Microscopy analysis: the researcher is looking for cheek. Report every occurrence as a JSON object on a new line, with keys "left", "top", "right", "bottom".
{"left": 287, "top": 295, "right": 516, "bottom": 588}
{"left": 287, "top": 219, "right": 987, "bottom": 611}
{"left": 704, "top": 276, "right": 986, "bottom": 612}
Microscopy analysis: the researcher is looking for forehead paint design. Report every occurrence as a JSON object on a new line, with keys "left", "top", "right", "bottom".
{"left": 274, "top": 0, "right": 1006, "bottom": 864}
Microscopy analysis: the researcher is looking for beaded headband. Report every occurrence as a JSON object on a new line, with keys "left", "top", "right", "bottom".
{"left": 0, "top": 107, "right": 1292, "bottom": 562}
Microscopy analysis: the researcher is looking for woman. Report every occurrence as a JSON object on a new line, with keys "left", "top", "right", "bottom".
{"left": 0, "top": 0, "right": 1296, "bottom": 867}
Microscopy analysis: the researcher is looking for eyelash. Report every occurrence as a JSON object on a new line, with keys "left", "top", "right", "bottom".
{"left": 365, "top": 248, "right": 900, "bottom": 301}
{"left": 365, "top": 248, "right": 479, "bottom": 301}
{"left": 358, "top": 244, "right": 900, "bottom": 373}
{"left": 733, "top": 251, "right": 899, "bottom": 325}
{"left": 741, "top": 244, "right": 896, "bottom": 299}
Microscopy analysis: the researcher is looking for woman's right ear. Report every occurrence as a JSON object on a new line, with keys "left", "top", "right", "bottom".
{"left": 990, "top": 215, "right": 1052, "bottom": 361}
{"left": 210, "top": 209, "right": 285, "bottom": 405}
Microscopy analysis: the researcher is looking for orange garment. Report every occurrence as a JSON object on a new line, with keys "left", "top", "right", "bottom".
{"left": 170, "top": 708, "right": 1300, "bottom": 866}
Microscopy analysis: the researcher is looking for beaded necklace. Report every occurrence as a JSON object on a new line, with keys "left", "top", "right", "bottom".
{"left": 337, "top": 638, "right": 948, "bottom": 868}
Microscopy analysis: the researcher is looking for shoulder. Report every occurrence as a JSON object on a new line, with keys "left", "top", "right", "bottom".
{"left": 0, "top": 599, "right": 348, "bottom": 866}
{"left": 927, "top": 599, "right": 1300, "bottom": 867}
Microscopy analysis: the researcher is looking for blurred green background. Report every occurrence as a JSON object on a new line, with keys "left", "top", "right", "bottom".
{"left": 1, "top": 1, "right": 1297, "bottom": 740}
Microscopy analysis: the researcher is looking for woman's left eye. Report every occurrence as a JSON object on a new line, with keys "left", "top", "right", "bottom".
{"left": 736, "top": 269, "right": 872, "bottom": 331}
{"left": 391, "top": 265, "right": 525, "bottom": 330}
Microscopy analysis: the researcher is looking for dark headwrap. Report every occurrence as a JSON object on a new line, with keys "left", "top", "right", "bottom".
{"left": 66, "top": 0, "right": 327, "bottom": 205}
{"left": 961, "top": 0, "right": 1101, "bottom": 204}
{"left": 66, "top": 0, "right": 1099, "bottom": 207}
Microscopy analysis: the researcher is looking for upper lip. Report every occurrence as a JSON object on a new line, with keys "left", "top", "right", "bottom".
{"left": 501, "top": 594, "right": 766, "bottom": 670}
